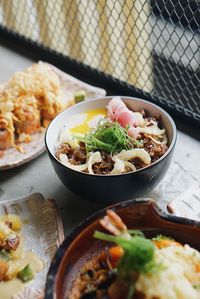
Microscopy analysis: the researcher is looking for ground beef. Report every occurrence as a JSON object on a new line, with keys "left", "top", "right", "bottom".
{"left": 55, "top": 144, "right": 115, "bottom": 174}
{"left": 55, "top": 143, "right": 74, "bottom": 159}
{"left": 92, "top": 151, "right": 114, "bottom": 175}
{"left": 69, "top": 143, "right": 87, "bottom": 165}
{"left": 143, "top": 138, "right": 168, "bottom": 163}
{"left": 55, "top": 137, "right": 168, "bottom": 175}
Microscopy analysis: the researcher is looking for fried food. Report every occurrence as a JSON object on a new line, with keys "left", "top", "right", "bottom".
{"left": 0, "top": 61, "right": 75, "bottom": 150}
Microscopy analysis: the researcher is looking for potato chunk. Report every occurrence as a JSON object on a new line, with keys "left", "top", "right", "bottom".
{"left": 0, "top": 214, "right": 22, "bottom": 231}
{"left": 0, "top": 220, "right": 20, "bottom": 251}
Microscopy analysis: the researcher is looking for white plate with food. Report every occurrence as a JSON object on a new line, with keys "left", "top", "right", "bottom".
{"left": 0, "top": 62, "right": 106, "bottom": 170}
{"left": 0, "top": 193, "right": 64, "bottom": 299}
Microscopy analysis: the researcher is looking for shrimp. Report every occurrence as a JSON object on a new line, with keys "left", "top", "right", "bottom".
{"left": 100, "top": 209, "right": 131, "bottom": 239}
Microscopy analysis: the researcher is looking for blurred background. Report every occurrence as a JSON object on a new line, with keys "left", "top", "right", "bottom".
{"left": 0, "top": 0, "right": 199, "bottom": 125}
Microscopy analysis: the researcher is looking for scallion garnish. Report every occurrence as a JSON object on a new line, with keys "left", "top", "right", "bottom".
{"left": 94, "top": 230, "right": 164, "bottom": 299}
{"left": 76, "top": 121, "right": 138, "bottom": 153}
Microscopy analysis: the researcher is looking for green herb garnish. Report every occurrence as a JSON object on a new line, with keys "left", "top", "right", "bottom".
{"left": 76, "top": 121, "right": 137, "bottom": 153}
{"left": 94, "top": 230, "right": 164, "bottom": 298}
{"left": 128, "top": 229, "right": 145, "bottom": 237}
{"left": 18, "top": 264, "right": 34, "bottom": 282}
{"left": 94, "top": 231, "right": 157, "bottom": 273}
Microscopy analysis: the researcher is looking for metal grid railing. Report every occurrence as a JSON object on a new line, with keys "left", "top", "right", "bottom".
{"left": 0, "top": 0, "right": 199, "bottom": 124}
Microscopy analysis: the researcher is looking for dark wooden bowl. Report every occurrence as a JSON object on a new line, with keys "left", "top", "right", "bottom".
{"left": 45, "top": 199, "right": 200, "bottom": 299}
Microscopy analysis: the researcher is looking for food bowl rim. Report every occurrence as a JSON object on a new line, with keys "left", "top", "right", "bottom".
{"left": 45, "top": 96, "right": 177, "bottom": 177}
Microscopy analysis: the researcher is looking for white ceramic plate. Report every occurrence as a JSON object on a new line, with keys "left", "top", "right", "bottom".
{"left": 0, "top": 62, "right": 106, "bottom": 170}
{"left": 0, "top": 193, "right": 64, "bottom": 299}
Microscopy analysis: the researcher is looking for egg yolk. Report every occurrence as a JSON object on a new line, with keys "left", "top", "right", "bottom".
{"left": 70, "top": 108, "right": 107, "bottom": 134}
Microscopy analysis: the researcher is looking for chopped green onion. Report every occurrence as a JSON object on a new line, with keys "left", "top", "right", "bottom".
{"left": 75, "top": 121, "right": 137, "bottom": 154}
{"left": 18, "top": 264, "right": 34, "bottom": 282}
{"left": 127, "top": 284, "right": 135, "bottom": 299}
{"left": 94, "top": 231, "right": 156, "bottom": 273}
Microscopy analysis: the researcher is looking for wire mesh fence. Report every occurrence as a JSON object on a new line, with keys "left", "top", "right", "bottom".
{"left": 0, "top": 0, "right": 199, "bottom": 123}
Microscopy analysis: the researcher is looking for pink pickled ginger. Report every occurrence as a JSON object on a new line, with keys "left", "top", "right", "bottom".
{"left": 107, "top": 97, "right": 141, "bottom": 139}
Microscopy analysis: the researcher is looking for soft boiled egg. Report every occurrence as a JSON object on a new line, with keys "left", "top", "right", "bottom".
{"left": 69, "top": 108, "right": 107, "bottom": 134}
{"left": 58, "top": 108, "right": 107, "bottom": 148}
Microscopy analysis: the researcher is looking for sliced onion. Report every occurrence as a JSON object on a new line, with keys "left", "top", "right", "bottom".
{"left": 139, "top": 125, "right": 165, "bottom": 136}
{"left": 59, "top": 127, "right": 78, "bottom": 149}
{"left": 87, "top": 151, "right": 102, "bottom": 174}
{"left": 115, "top": 149, "right": 151, "bottom": 165}
{"left": 59, "top": 154, "right": 87, "bottom": 171}
{"left": 124, "top": 161, "right": 136, "bottom": 172}
{"left": 109, "top": 157, "right": 125, "bottom": 175}
{"left": 59, "top": 151, "right": 102, "bottom": 174}
{"left": 109, "top": 158, "right": 136, "bottom": 175}
{"left": 144, "top": 133, "right": 168, "bottom": 145}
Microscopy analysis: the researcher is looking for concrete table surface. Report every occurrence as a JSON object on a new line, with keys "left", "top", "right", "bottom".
{"left": 0, "top": 44, "right": 200, "bottom": 235}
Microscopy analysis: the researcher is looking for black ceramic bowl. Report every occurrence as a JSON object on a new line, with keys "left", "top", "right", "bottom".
{"left": 45, "top": 96, "right": 176, "bottom": 202}
{"left": 45, "top": 199, "right": 200, "bottom": 299}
